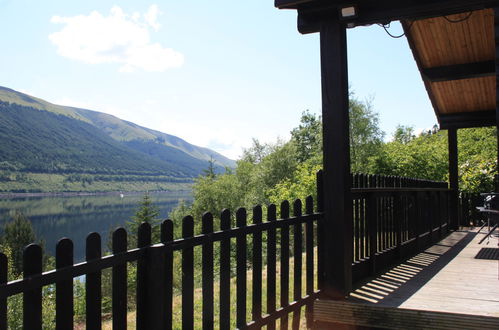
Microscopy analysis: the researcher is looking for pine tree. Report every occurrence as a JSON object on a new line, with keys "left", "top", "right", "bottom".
{"left": 126, "top": 192, "right": 160, "bottom": 246}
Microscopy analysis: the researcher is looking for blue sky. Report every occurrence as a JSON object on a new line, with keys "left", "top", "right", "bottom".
{"left": 0, "top": 1, "right": 437, "bottom": 159}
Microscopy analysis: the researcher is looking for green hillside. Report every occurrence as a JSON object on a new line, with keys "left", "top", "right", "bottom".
{"left": 0, "top": 86, "right": 235, "bottom": 192}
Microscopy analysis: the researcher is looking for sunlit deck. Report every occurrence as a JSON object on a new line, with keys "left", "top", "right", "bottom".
{"left": 350, "top": 228, "right": 499, "bottom": 317}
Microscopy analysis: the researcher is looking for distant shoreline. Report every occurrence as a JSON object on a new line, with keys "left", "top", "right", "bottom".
{"left": 0, "top": 190, "right": 192, "bottom": 198}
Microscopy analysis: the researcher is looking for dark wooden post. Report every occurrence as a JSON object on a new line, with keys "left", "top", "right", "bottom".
{"left": 448, "top": 128, "right": 459, "bottom": 230}
{"left": 495, "top": 8, "right": 499, "bottom": 192}
{"left": 319, "top": 15, "right": 352, "bottom": 298}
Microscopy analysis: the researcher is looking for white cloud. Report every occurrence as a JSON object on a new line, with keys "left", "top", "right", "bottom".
{"left": 49, "top": 5, "right": 183, "bottom": 72}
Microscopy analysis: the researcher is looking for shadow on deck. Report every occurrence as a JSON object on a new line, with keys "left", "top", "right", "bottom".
{"left": 349, "top": 228, "right": 499, "bottom": 317}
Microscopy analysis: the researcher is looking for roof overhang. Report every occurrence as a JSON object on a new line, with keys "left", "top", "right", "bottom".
{"left": 275, "top": 0, "right": 499, "bottom": 130}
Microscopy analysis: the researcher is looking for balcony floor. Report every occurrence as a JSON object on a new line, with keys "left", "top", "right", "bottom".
{"left": 350, "top": 227, "right": 499, "bottom": 317}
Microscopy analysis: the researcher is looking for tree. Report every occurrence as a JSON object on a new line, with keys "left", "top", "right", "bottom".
{"left": 1, "top": 212, "right": 37, "bottom": 274}
{"left": 202, "top": 157, "right": 217, "bottom": 179}
{"left": 392, "top": 125, "right": 415, "bottom": 144}
{"left": 291, "top": 110, "right": 322, "bottom": 162}
{"left": 349, "top": 95, "right": 384, "bottom": 173}
{"left": 126, "top": 192, "right": 160, "bottom": 246}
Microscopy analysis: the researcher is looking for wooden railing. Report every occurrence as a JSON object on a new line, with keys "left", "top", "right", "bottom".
{"left": 350, "top": 174, "right": 450, "bottom": 282}
{"left": 0, "top": 172, "right": 453, "bottom": 329}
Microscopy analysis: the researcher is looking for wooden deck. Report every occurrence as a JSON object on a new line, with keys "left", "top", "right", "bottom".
{"left": 349, "top": 228, "right": 499, "bottom": 317}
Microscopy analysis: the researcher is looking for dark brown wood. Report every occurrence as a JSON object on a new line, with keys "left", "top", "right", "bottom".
{"left": 202, "top": 212, "right": 214, "bottom": 330}
{"left": 495, "top": 7, "right": 499, "bottom": 190}
{"left": 316, "top": 171, "right": 325, "bottom": 290}
{"left": 252, "top": 206, "right": 263, "bottom": 322}
{"left": 219, "top": 209, "right": 231, "bottom": 330}
{"left": 314, "top": 299, "right": 499, "bottom": 329}
{"left": 0, "top": 253, "right": 6, "bottom": 330}
{"left": 23, "top": 244, "right": 42, "bottom": 330}
{"left": 182, "top": 216, "right": 194, "bottom": 330}
{"left": 422, "top": 61, "right": 495, "bottom": 82}
{"left": 236, "top": 208, "right": 247, "bottom": 329}
{"left": 112, "top": 228, "right": 127, "bottom": 330}
{"left": 292, "top": 199, "right": 303, "bottom": 329}
{"left": 280, "top": 201, "right": 290, "bottom": 329}
{"left": 136, "top": 223, "right": 151, "bottom": 330}
{"left": 439, "top": 111, "right": 496, "bottom": 129}
{"left": 319, "top": 14, "right": 352, "bottom": 298}
{"left": 56, "top": 238, "right": 74, "bottom": 330}
{"left": 160, "top": 219, "right": 174, "bottom": 330}
{"left": 266, "top": 204, "right": 277, "bottom": 330}
{"left": 448, "top": 128, "right": 459, "bottom": 230}
{"left": 85, "top": 232, "right": 102, "bottom": 330}
{"left": 305, "top": 196, "right": 315, "bottom": 328}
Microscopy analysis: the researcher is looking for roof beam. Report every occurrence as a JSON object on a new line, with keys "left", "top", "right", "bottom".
{"left": 422, "top": 61, "right": 495, "bottom": 82}
{"left": 287, "top": 0, "right": 499, "bottom": 34}
{"left": 439, "top": 110, "right": 496, "bottom": 129}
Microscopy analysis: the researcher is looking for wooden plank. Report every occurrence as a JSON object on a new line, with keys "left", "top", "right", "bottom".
{"left": 305, "top": 196, "right": 315, "bottom": 328}
{"left": 266, "top": 204, "right": 277, "bottom": 330}
{"left": 202, "top": 212, "right": 214, "bottom": 330}
{"left": 85, "top": 232, "right": 102, "bottom": 330}
{"left": 219, "top": 209, "right": 231, "bottom": 330}
{"left": 23, "top": 244, "right": 42, "bottom": 330}
{"left": 112, "top": 228, "right": 127, "bottom": 330}
{"left": 292, "top": 199, "right": 303, "bottom": 329}
{"left": 252, "top": 206, "right": 263, "bottom": 322}
{"left": 136, "top": 223, "right": 151, "bottom": 330}
{"left": 56, "top": 238, "right": 74, "bottom": 330}
{"left": 448, "top": 128, "right": 459, "bottom": 230}
{"left": 0, "top": 253, "right": 6, "bottom": 330}
{"left": 160, "top": 219, "right": 174, "bottom": 330}
{"left": 236, "top": 208, "right": 247, "bottom": 329}
{"left": 422, "top": 60, "right": 495, "bottom": 82}
{"left": 280, "top": 201, "right": 290, "bottom": 329}
{"left": 314, "top": 299, "right": 499, "bottom": 329}
{"left": 182, "top": 216, "right": 194, "bottom": 329}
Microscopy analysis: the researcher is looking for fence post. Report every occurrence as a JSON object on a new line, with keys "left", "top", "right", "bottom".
{"left": 145, "top": 245, "right": 168, "bottom": 330}
{"left": 367, "top": 192, "right": 378, "bottom": 275}
{"left": 0, "top": 253, "right": 7, "bottom": 330}
{"left": 23, "top": 244, "right": 42, "bottom": 330}
{"left": 136, "top": 223, "right": 151, "bottom": 330}
{"left": 56, "top": 238, "right": 74, "bottom": 330}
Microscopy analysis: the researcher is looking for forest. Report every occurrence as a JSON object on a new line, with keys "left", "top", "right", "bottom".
{"left": 169, "top": 93, "right": 497, "bottom": 224}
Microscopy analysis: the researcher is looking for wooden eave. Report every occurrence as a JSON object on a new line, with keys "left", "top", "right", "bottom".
{"left": 403, "top": 9, "right": 496, "bottom": 129}
{"left": 276, "top": 0, "right": 499, "bottom": 129}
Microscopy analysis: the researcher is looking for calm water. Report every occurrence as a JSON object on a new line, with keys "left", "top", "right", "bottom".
{"left": 0, "top": 191, "right": 191, "bottom": 261}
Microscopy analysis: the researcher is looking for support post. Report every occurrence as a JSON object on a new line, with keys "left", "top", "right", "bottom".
{"left": 319, "top": 15, "right": 352, "bottom": 298}
{"left": 495, "top": 8, "right": 499, "bottom": 191}
{"left": 448, "top": 128, "right": 459, "bottom": 230}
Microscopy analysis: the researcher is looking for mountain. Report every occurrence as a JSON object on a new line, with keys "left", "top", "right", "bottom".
{"left": 0, "top": 86, "right": 235, "bottom": 191}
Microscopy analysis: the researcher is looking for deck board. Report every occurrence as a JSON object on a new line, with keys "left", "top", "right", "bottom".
{"left": 350, "top": 228, "right": 499, "bottom": 317}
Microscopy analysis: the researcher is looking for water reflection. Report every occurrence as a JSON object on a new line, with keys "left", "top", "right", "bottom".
{"left": 0, "top": 191, "right": 191, "bottom": 262}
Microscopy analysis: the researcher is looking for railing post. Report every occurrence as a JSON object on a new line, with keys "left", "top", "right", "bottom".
{"left": 23, "top": 244, "right": 42, "bottom": 330}
{"left": 448, "top": 128, "right": 459, "bottom": 230}
{"left": 367, "top": 192, "right": 378, "bottom": 275}
{"left": 144, "top": 246, "right": 168, "bottom": 330}
{"left": 394, "top": 193, "right": 403, "bottom": 259}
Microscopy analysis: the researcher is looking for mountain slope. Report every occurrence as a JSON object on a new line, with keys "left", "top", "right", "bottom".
{"left": 0, "top": 86, "right": 235, "bottom": 169}
{"left": 0, "top": 86, "right": 236, "bottom": 192}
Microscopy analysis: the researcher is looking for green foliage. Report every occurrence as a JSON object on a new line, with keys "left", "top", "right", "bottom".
{"left": 0, "top": 212, "right": 37, "bottom": 274}
{"left": 126, "top": 192, "right": 160, "bottom": 246}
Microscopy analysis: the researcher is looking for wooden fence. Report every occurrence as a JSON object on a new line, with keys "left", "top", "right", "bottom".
{"left": 0, "top": 198, "right": 321, "bottom": 329}
{"left": 0, "top": 171, "right": 454, "bottom": 329}
{"left": 349, "top": 174, "right": 450, "bottom": 282}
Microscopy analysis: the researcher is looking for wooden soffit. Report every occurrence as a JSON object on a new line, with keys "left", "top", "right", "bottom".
{"left": 403, "top": 9, "right": 497, "bottom": 129}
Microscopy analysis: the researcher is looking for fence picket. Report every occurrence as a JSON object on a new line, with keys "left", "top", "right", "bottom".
{"left": 56, "top": 238, "right": 73, "bottom": 330}
{"left": 23, "top": 244, "right": 42, "bottom": 330}
{"left": 0, "top": 253, "right": 7, "bottom": 330}
{"left": 292, "top": 199, "right": 303, "bottom": 330}
{"left": 252, "top": 205, "right": 263, "bottom": 322}
{"left": 305, "top": 196, "right": 314, "bottom": 328}
{"left": 161, "top": 219, "right": 174, "bottom": 330}
{"left": 267, "top": 204, "right": 277, "bottom": 330}
{"left": 202, "top": 212, "right": 214, "bottom": 330}
{"left": 85, "top": 232, "right": 101, "bottom": 330}
{"left": 182, "top": 216, "right": 194, "bottom": 330}
{"left": 136, "top": 223, "right": 151, "bottom": 330}
{"left": 219, "top": 209, "right": 231, "bottom": 329}
{"left": 112, "top": 228, "right": 127, "bottom": 330}
{"left": 236, "top": 208, "right": 247, "bottom": 329}
{"left": 280, "top": 200, "right": 290, "bottom": 329}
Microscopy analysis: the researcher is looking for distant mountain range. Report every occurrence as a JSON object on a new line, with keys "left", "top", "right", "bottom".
{"left": 0, "top": 86, "right": 234, "bottom": 180}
